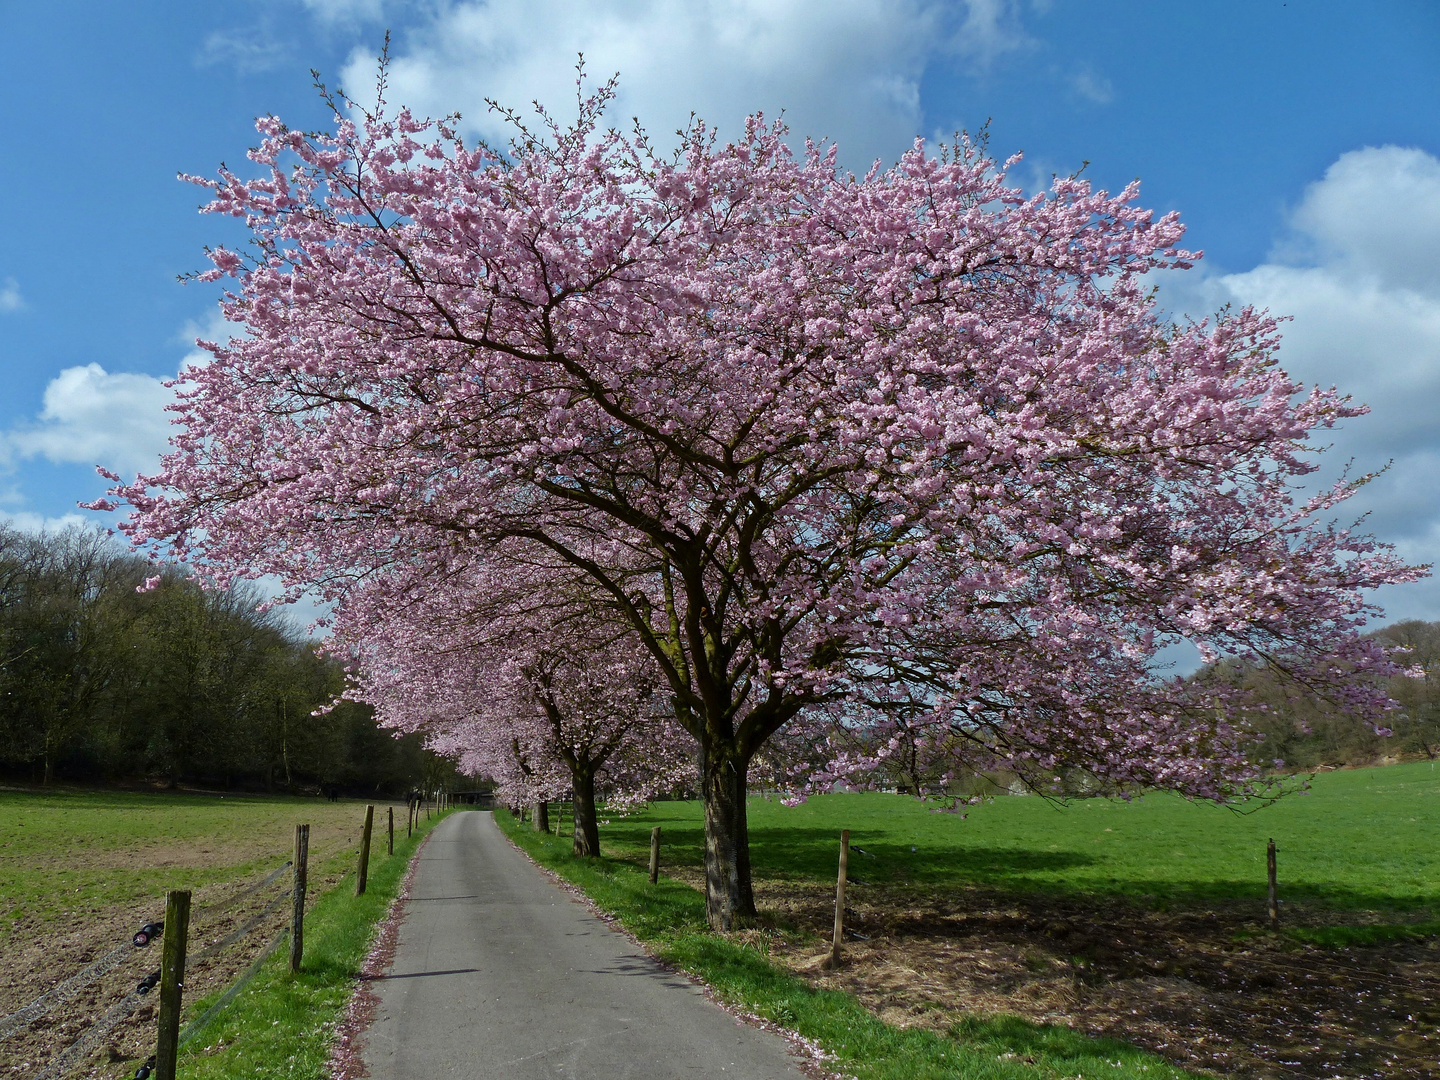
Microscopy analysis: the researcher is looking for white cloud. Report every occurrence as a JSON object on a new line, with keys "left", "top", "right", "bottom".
{"left": 1166, "top": 146, "right": 1440, "bottom": 623}
{"left": 948, "top": 0, "right": 1035, "bottom": 68}
{"left": 3, "top": 364, "right": 175, "bottom": 478}
{"left": 1070, "top": 67, "right": 1113, "bottom": 104}
{"left": 337, "top": 0, "right": 1023, "bottom": 168}
{"left": 0, "top": 277, "right": 23, "bottom": 313}
{"left": 0, "top": 510, "right": 92, "bottom": 535}
{"left": 200, "top": 29, "right": 292, "bottom": 73}
{"left": 299, "top": 0, "right": 385, "bottom": 24}
{"left": 0, "top": 311, "right": 234, "bottom": 505}
{"left": 1283, "top": 146, "right": 1440, "bottom": 296}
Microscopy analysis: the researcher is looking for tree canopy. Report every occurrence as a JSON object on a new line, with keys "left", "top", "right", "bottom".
{"left": 104, "top": 78, "right": 1423, "bottom": 927}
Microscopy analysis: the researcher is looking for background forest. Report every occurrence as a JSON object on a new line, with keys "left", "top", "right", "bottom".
{"left": 0, "top": 525, "right": 450, "bottom": 794}
{"left": 1197, "top": 619, "right": 1440, "bottom": 771}
{"left": 2, "top": 525, "right": 1434, "bottom": 796}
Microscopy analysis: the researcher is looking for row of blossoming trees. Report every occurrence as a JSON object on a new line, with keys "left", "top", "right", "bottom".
{"left": 95, "top": 78, "right": 1422, "bottom": 929}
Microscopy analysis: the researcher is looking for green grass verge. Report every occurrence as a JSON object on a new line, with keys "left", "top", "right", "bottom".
{"left": 1282, "top": 918, "right": 1440, "bottom": 948}
{"left": 497, "top": 813, "right": 1200, "bottom": 1080}
{"left": 594, "top": 761, "right": 1440, "bottom": 913}
{"left": 161, "top": 809, "right": 453, "bottom": 1080}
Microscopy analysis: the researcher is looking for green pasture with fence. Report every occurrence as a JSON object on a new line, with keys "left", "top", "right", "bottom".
{"left": 0, "top": 786, "right": 455, "bottom": 1078}
{"left": 602, "top": 760, "right": 1440, "bottom": 918}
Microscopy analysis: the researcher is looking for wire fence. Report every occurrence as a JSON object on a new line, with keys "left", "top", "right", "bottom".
{"left": 0, "top": 860, "right": 294, "bottom": 1047}
{"left": 2, "top": 859, "right": 297, "bottom": 1079}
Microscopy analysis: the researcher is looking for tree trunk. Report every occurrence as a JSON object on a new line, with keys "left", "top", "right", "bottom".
{"left": 700, "top": 742, "right": 756, "bottom": 930}
{"left": 531, "top": 799, "right": 550, "bottom": 833}
{"left": 570, "top": 768, "right": 601, "bottom": 857}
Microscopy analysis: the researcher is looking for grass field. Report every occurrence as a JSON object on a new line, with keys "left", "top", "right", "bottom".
{"left": 0, "top": 787, "right": 403, "bottom": 941}
{"left": 500, "top": 761, "right": 1439, "bottom": 1080}
{"left": 601, "top": 760, "right": 1440, "bottom": 914}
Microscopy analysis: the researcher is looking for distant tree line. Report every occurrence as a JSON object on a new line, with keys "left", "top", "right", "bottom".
{"left": 0, "top": 525, "right": 452, "bottom": 794}
{"left": 1190, "top": 620, "right": 1440, "bottom": 771}
{"left": 757, "top": 619, "right": 1440, "bottom": 798}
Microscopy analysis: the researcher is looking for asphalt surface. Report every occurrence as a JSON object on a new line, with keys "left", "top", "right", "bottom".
{"left": 361, "top": 811, "right": 808, "bottom": 1079}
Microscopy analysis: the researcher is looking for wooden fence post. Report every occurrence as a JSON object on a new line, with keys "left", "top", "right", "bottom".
{"left": 829, "top": 829, "right": 850, "bottom": 968}
{"left": 356, "top": 805, "right": 375, "bottom": 896}
{"left": 1266, "top": 837, "right": 1279, "bottom": 929}
{"left": 154, "top": 889, "right": 191, "bottom": 1080}
{"left": 290, "top": 824, "right": 309, "bottom": 973}
{"left": 388, "top": 807, "right": 394, "bottom": 856}
{"left": 648, "top": 826, "right": 662, "bottom": 885}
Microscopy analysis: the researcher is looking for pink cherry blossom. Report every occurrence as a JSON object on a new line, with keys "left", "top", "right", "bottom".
{"left": 103, "top": 77, "right": 1425, "bottom": 928}
{"left": 336, "top": 556, "right": 692, "bottom": 856}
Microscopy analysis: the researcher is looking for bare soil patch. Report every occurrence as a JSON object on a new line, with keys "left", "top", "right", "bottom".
{"left": 0, "top": 801, "right": 399, "bottom": 1078}
{"left": 671, "top": 867, "right": 1438, "bottom": 1080}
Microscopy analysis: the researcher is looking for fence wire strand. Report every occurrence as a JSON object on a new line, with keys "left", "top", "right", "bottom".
{"left": 6, "top": 859, "right": 293, "bottom": 1069}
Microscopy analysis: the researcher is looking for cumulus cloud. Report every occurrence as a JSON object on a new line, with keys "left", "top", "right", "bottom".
{"left": 298, "top": 0, "right": 385, "bottom": 23}
{"left": 336, "top": 0, "right": 1026, "bottom": 168}
{"left": 0, "top": 510, "right": 93, "bottom": 535}
{"left": 0, "top": 278, "right": 23, "bottom": 313}
{"left": 1283, "top": 146, "right": 1440, "bottom": 295}
{"left": 1167, "top": 146, "right": 1440, "bottom": 621}
{"left": 3, "top": 364, "right": 176, "bottom": 478}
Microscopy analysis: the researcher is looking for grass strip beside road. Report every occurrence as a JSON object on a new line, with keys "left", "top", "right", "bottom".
{"left": 166, "top": 809, "right": 452, "bottom": 1080}
{"left": 497, "top": 813, "right": 1198, "bottom": 1080}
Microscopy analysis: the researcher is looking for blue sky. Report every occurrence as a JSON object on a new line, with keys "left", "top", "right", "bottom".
{"left": 1, "top": 0, "right": 1438, "bottom": 628}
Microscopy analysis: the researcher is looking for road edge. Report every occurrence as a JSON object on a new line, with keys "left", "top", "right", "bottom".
{"left": 328, "top": 816, "right": 443, "bottom": 1080}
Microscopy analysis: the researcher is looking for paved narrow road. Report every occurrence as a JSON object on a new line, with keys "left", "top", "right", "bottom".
{"left": 361, "top": 811, "right": 807, "bottom": 1080}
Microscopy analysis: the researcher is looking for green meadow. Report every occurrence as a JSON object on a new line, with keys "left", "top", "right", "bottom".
{"left": 601, "top": 761, "right": 1440, "bottom": 914}
{"left": 0, "top": 788, "right": 401, "bottom": 939}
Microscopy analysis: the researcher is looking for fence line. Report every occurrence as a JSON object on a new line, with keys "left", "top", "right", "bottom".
{"left": 176, "top": 928, "right": 289, "bottom": 1047}
{"left": 197, "top": 861, "right": 292, "bottom": 921}
{"left": 187, "top": 890, "right": 292, "bottom": 967}
{"left": 2, "top": 861, "right": 292, "bottom": 1047}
